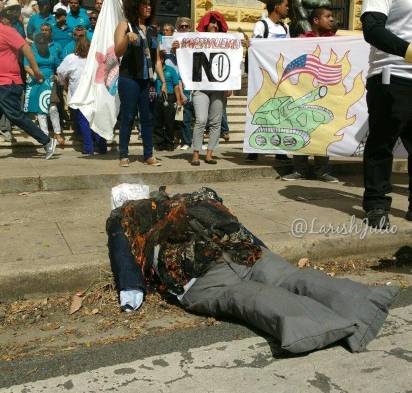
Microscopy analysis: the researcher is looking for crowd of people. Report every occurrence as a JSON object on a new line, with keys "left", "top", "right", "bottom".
{"left": 0, "top": 0, "right": 411, "bottom": 227}
{"left": 0, "top": 0, "right": 343, "bottom": 167}
{"left": 0, "top": 0, "right": 99, "bottom": 157}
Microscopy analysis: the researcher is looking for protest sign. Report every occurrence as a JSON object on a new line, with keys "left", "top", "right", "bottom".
{"left": 69, "top": 0, "right": 123, "bottom": 141}
{"left": 176, "top": 32, "right": 244, "bottom": 91}
{"left": 160, "top": 35, "right": 174, "bottom": 52}
{"left": 244, "top": 36, "right": 406, "bottom": 157}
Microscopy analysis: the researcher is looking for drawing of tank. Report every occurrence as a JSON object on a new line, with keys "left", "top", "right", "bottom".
{"left": 249, "top": 86, "right": 333, "bottom": 151}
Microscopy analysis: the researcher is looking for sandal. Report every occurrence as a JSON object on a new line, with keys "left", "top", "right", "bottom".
{"left": 55, "top": 134, "right": 65, "bottom": 145}
{"left": 191, "top": 160, "right": 200, "bottom": 166}
{"left": 119, "top": 158, "right": 130, "bottom": 167}
{"left": 144, "top": 157, "right": 162, "bottom": 166}
{"left": 204, "top": 158, "right": 217, "bottom": 164}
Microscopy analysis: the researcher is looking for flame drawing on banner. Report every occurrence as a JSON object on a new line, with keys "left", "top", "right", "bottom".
{"left": 248, "top": 46, "right": 366, "bottom": 155}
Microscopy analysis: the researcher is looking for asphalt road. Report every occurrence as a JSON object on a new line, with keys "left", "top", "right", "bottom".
{"left": 1, "top": 287, "right": 411, "bottom": 392}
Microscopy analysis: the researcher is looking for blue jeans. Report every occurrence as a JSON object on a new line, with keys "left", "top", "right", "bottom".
{"left": 181, "top": 100, "right": 194, "bottom": 146}
{"left": 0, "top": 83, "right": 49, "bottom": 145}
{"left": 221, "top": 108, "right": 229, "bottom": 135}
{"left": 75, "top": 110, "right": 107, "bottom": 154}
{"left": 118, "top": 76, "right": 153, "bottom": 160}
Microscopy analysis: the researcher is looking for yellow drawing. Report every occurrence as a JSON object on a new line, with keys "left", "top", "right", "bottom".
{"left": 248, "top": 46, "right": 366, "bottom": 155}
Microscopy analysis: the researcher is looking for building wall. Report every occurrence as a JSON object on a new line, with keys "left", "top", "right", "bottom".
{"left": 192, "top": 0, "right": 266, "bottom": 34}
{"left": 192, "top": 0, "right": 363, "bottom": 33}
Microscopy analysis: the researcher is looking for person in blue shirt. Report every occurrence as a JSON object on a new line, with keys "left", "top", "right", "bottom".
{"left": 87, "top": 10, "right": 97, "bottom": 40}
{"left": 66, "top": 0, "right": 90, "bottom": 32}
{"left": 52, "top": 8, "right": 72, "bottom": 50}
{"left": 24, "top": 32, "right": 62, "bottom": 141}
{"left": 27, "top": 0, "right": 55, "bottom": 40}
{"left": 152, "top": 51, "right": 182, "bottom": 151}
{"left": 62, "top": 25, "right": 87, "bottom": 58}
{"left": 40, "top": 23, "right": 63, "bottom": 64}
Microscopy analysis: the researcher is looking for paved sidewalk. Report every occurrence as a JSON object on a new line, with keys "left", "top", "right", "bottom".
{"left": 0, "top": 174, "right": 411, "bottom": 299}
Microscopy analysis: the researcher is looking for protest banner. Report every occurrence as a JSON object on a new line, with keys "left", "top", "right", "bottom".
{"left": 69, "top": 0, "right": 123, "bottom": 141}
{"left": 175, "top": 32, "right": 244, "bottom": 91}
{"left": 244, "top": 36, "right": 406, "bottom": 157}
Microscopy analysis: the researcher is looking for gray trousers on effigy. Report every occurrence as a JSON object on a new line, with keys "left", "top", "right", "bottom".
{"left": 192, "top": 90, "right": 224, "bottom": 152}
{"left": 180, "top": 248, "right": 399, "bottom": 354}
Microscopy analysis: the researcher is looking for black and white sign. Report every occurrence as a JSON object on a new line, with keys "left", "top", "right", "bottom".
{"left": 175, "top": 32, "right": 244, "bottom": 91}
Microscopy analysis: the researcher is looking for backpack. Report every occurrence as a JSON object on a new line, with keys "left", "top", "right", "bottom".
{"left": 245, "top": 19, "right": 287, "bottom": 74}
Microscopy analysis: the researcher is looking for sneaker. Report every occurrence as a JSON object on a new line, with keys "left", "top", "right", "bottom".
{"left": 406, "top": 209, "right": 412, "bottom": 221}
{"left": 281, "top": 172, "right": 306, "bottom": 181}
{"left": 44, "top": 138, "right": 57, "bottom": 160}
{"left": 221, "top": 132, "right": 230, "bottom": 142}
{"left": 317, "top": 173, "right": 339, "bottom": 183}
{"left": 0, "top": 130, "right": 13, "bottom": 142}
{"left": 180, "top": 144, "right": 190, "bottom": 151}
{"left": 366, "top": 209, "right": 390, "bottom": 229}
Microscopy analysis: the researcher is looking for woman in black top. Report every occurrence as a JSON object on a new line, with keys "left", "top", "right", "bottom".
{"left": 114, "top": 0, "right": 166, "bottom": 167}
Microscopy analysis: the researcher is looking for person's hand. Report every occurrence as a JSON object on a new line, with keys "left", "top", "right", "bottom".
{"left": 171, "top": 40, "right": 180, "bottom": 53}
{"left": 126, "top": 31, "right": 139, "bottom": 44}
{"left": 33, "top": 68, "right": 44, "bottom": 83}
{"left": 161, "top": 82, "right": 168, "bottom": 95}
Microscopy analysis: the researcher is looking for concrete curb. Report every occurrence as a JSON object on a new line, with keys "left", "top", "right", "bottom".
{"left": 0, "top": 158, "right": 407, "bottom": 194}
{"left": 0, "top": 166, "right": 278, "bottom": 194}
{"left": 2, "top": 228, "right": 411, "bottom": 300}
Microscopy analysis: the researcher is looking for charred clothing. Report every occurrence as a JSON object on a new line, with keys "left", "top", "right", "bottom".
{"left": 107, "top": 188, "right": 262, "bottom": 295}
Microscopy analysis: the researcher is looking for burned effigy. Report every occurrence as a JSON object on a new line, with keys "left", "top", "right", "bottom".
{"left": 107, "top": 187, "right": 399, "bottom": 354}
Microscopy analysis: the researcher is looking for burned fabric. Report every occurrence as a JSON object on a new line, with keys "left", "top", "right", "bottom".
{"left": 114, "top": 187, "right": 262, "bottom": 294}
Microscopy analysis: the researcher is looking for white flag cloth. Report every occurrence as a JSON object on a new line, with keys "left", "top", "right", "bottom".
{"left": 244, "top": 36, "right": 406, "bottom": 157}
{"left": 176, "top": 32, "right": 244, "bottom": 91}
{"left": 69, "top": 0, "right": 123, "bottom": 141}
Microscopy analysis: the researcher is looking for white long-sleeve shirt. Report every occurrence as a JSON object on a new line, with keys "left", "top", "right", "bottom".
{"left": 56, "top": 53, "right": 86, "bottom": 103}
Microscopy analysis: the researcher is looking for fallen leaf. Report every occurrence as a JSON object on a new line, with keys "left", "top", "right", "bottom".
{"left": 298, "top": 258, "right": 310, "bottom": 269}
{"left": 91, "top": 308, "right": 99, "bottom": 315}
{"left": 18, "top": 192, "right": 30, "bottom": 196}
{"left": 69, "top": 294, "right": 83, "bottom": 315}
{"left": 62, "top": 347, "right": 76, "bottom": 351}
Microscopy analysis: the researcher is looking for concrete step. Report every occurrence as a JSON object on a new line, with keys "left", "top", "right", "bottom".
{"left": 0, "top": 148, "right": 281, "bottom": 194}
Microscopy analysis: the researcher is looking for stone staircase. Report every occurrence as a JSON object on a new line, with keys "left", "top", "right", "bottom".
{"left": 0, "top": 96, "right": 248, "bottom": 152}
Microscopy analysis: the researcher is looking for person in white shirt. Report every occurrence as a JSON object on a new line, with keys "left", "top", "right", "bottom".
{"left": 57, "top": 37, "right": 107, "bottom": 155}
{"left": 53, "top": 0, "right": 69, "bottom": 13}
{"left": 253, "top": 0, "right": 289, "bottom": 39}
{"left": 361, "top": 0, "right": 412, "bottom": 227}
{"left": 246, "top": 0, "right": 290, "bottom": 162}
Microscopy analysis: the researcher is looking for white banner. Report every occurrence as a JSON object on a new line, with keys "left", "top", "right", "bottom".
{"left": 176, "top": 32, "right": 244, "bottom": 91}
{"left": 244, "top": 36, "right": 405, "bottom": 157}
{"left": 69, "top": 0, "right": 123, "bottom": 141}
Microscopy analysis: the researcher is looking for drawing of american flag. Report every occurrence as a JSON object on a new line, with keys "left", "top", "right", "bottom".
{"left": 280, "top": 54, "right": 342, "bottom": 85}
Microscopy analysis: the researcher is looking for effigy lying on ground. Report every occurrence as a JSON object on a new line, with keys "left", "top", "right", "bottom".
{"left": 106, "top": 186, "right": 399, "bottom": 354}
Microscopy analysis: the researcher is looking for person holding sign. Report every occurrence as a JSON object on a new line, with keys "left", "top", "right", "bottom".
{"left": 114, "top": 0, "right": 167, "bottom": 167}
{"left": 190, "top": 11, "right": 231, "bottom": 166}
